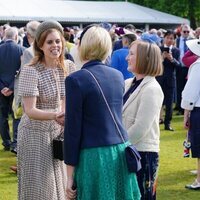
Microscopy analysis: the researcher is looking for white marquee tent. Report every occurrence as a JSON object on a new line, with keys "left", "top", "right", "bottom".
{"left": 0, "top": 0, "right": 189, "bottom": 28}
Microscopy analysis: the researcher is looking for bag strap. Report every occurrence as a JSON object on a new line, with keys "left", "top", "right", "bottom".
{"left": 52, "top": 69, "right": 61, "bottom": 112}
{"left": 83, "top": 68, "right": 126, "bottom": 144}
{"left": 52, "top": 69, "right": 64, "bottom": 135}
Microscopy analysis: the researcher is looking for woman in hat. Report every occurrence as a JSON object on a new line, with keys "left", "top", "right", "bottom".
{"left": 17, "top": 20, "right": 75, "bottom": 199}
{"left": 64, "top": 25, "right": 140, "bottom": 200}
{"left": 123, "top": 40, "right": 164, "bottom": 200}
{"left": 181, "top": 39, "right": 200, "bottom": 190}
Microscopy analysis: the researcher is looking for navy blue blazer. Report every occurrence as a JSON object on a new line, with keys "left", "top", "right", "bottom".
{"left": 156, "top": 46, "right": 180, "bottom": 87}
{"left": 0, "top": 40, "right": 25, "bottom": 91}
{"left": 64, "top": 60, "right": 128, "bottom": 166}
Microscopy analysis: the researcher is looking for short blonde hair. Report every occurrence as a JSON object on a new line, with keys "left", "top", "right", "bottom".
{"left": 79, "top": 26, "right": 112, "bottom": 61}
{"left": 132, "top": 40, "right": 163, "bottom": 76}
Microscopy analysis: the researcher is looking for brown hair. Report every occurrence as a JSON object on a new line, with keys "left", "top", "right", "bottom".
{"left": 132, "top": 40, "right": 163, "bottom": 76}
{"left": 30, "top": 28, "right": 65, "bottom": 71}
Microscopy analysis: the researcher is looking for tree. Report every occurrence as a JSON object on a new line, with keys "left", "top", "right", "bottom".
{"left": 128, "top": 0, "right": 200, "bottom": 28}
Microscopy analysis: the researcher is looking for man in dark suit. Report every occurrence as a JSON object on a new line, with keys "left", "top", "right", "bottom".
{"left": 175, "top": 24, "right": 191, "bottom": 115}
{"left": 156, "top": 30, "right": 180, "bottom": 131}
{"left": 0, "top": 27, "right": 25, "bottom": 151}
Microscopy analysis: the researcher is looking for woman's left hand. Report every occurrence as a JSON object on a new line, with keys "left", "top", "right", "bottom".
{"left": 66, "top": 179, "right": 77, "bottom": 200}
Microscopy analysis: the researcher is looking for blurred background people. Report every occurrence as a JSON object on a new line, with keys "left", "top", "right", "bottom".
{"left": 111, "top": 33, "right": 137, "bottom": 80}
{"left": 0, "top": 24, "right": 10, "bottom": 45}
{"left": 194, "top": 27, "right": 200, "bottom": 39}
{"left": 63, "top": 27, "right": 75, "bottom": 52}
{"left": 0, "top": 27, "right": 25, "bottom": 152}
{"left": 175, "top": 24, "right": 191, "bottom": 115}
{"left": 113, "top": 27, "right": 135, "bottom": 52}
{"left": 69, "top": 30, "right": 83, "bottom": 70}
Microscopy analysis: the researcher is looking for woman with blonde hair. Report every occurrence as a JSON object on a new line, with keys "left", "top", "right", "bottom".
{"left": 123, "top": 40, "right": 164, "bottom": 200}
{"left": 17, "top": 21, "right": 75, "bottom": 200}
{"left": 64, "top": 25, "right": 140, "bottom": 200}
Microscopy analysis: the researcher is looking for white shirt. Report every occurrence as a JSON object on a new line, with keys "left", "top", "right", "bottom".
{"left": 181, "top": 58, "right": 200, "bottom": 110}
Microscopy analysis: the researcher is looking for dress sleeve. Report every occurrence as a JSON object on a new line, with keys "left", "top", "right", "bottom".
{"left": 18, "top": 66, "right": 39, "bottom": 97}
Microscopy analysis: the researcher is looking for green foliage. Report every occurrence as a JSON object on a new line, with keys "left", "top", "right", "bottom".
{"left": 0, "top": 115, "right": 199, "bottom": 199}
{"left": 129, "top": 0, "right": 200, "bottom": 28}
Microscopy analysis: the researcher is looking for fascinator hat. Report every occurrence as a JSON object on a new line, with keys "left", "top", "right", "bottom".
{"left": 35, "top": 20, "right": 63, "bottom": 43}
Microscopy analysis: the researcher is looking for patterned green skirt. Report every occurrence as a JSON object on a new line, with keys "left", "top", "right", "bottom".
{"left": 75, "top": 143, "right": 141, "bottom": 200}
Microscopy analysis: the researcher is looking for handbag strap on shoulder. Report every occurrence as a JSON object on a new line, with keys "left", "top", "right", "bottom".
{"left": 82, "top": 68, "right": 126, "bottom": 144}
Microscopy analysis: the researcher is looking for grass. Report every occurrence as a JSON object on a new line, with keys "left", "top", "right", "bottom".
{"left": 0, "top": 146, "right": 17, "bottom": 200}
{"left": 157, "top": 115, "right": 199, "bottom": 199}
{"left": 0, "top": 115, "right": 199, "bottom": 199}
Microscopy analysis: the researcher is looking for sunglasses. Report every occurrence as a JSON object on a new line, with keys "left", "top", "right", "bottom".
{"left": 183, "top": 31, "right": 190, "bottom": 34}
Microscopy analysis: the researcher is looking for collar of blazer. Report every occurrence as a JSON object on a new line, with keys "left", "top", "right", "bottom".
{"left": 123, "top": 76, "right": 155, "bottom": 111}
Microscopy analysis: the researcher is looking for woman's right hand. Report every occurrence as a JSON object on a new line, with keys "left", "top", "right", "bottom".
{"left": 55, "top": 112, "right": 65, "bottom": 126}
{"left": 66, "top": 179, "right": 77, "bottom": 200}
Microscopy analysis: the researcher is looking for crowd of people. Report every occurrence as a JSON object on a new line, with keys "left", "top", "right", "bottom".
{"left": 0, "top": 20, "right": 200, "bottom": 199}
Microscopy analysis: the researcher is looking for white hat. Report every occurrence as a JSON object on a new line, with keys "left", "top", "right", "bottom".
{"left": 186, "top": 39, "right": 200, "bottom": 56}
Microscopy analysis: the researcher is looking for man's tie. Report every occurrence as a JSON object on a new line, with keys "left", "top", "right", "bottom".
{"left": 183, "top": 38, "right": 188, "bottom": 53}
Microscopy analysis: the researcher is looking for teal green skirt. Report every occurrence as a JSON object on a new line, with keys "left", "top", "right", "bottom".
{"left": 75, "top": 143, "right": 141, "bottom": 200}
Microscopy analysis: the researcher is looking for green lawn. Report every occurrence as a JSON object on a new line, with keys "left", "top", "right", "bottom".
{"left": 0, "top": 145, "right": 17, "bottom": 200}
{"left": 0, "top": 115, "right": 199, "bottom": 199}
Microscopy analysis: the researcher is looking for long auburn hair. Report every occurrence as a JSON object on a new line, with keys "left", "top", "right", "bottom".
{"left": 29, "top": 28, "right": 65, "bottom": 71}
